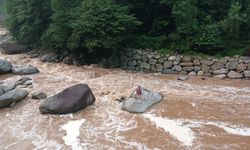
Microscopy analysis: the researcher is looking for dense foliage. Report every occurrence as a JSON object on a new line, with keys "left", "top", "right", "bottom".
{"left": 5, "top": 0, "right": 250, "bottom": 56}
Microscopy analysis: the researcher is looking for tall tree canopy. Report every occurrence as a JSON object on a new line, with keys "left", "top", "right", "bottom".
{"left": 6, "top": 0, "right": 250, "bottom": 56}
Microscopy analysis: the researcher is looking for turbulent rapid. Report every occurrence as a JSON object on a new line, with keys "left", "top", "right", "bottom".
{"left": 0, "top": 53, "right": 250, "bottom": 150}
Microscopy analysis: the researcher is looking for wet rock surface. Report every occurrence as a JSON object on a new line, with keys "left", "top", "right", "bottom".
{"left": 0, "top": 42, "right": 26, "bottom": 54}
{"left": 122, "top": 87, "right": 163, "bottom": 113}
{"left": 0, "top": 59, "right": 12, "bottom": 74}
{"left": 39, "top": 84, "right": 95, "bottom": 114}
{"left": 11, "top": 65, "right": 39, "bottom": 75}
{"left": 31, "top": 91, "right": 47, "bottom": 100}
{"left": 0, "top": 89, "right": 28, "bottom": 108}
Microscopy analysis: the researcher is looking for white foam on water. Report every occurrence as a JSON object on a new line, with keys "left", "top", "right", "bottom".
{"left": 143, "top": 114, "right": 196, "bottom": 147}
{"left": 59, "top": 113, "right": 74, "bottom": 119}
{"left": 203, "top": 121, "right": 250, "bottom": 136}
{"left": 61, "top": 119, "right": 85, "bottom": 150}
{"left": 143, "top": 113, "right": 250, "bottom": 148}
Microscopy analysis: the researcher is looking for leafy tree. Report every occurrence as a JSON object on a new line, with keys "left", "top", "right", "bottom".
{"left": 7, "top": 0, "right": 52, "bottom": 47}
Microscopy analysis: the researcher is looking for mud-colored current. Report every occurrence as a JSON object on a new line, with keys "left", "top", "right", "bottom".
{"left": 0, "top": 53, "right": 250, "bottom": 150}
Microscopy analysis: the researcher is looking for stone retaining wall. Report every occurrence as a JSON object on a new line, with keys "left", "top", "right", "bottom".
{"left": 121, "top": 49, "right": 250, "bottom": 79}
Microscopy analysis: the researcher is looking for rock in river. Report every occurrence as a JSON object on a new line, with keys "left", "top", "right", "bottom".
{"left": 0, "top": 59, "right": 12, "bottom": 74}
{"left": 11, "top": 65, "right": 39, "bottom": 75}
{"left": 39, "top": 84, "right": 95, "bottom": 114}
{"left": 0, "top": 89, "right": 28, "bottom": 108}
{"left": 122, "top": 86, "right": 163, "bottom": 113}
{"left": 0, "top": 42, "right": 26, "bottom": 54}
{"left": 31, "top": 91, "right": 47, "bottom": 100}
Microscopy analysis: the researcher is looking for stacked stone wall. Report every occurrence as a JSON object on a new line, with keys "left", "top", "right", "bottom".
{"left": 121, "top": 49, "right": 250, "bottom": 79}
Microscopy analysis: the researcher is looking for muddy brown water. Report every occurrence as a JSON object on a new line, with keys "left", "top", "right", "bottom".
{"left": 0, "top": 53, "right": 250, "bottom": 150}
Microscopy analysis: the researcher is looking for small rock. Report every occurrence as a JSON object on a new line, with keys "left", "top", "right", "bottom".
{"left": 220, "top": 57, "right": 229, "bottom": 64}
{"left": 31, "top": 91, "right": 47, "bottom": 100}
{"left": 172, "top": 65, "right": 182, "bottom": 72}
{"left": 226, "top": 62, "right": 238, "bottom": 70}
{"left": 140, "top": 62, "right": 151, "bottom": 70}
{"left": 193, "top": 59, "right": 200, "bottom": 66}
{"left": 156, "top": 64, "right": 163, "bottom": 72}
{"left": 202, "top": 65, "right": 210, "bottom": 73}
{"left": 211, "top": 62, "right": 224, "bottom": 70}
{"left": 188, "top": 71, "right": 196, "bottom": 76}
{"left": 180, "top": 71, "right": 188, "bottom": 75}
{"left": 193, "top": 66, "right": 201, "bottom": 72}
{"left": 236, "top": 63, "right": 246, "bottom": 72}
{"left": 41, "top": 53, "right": 58, "bottom": 63}
{"left": 214, "top": 74, "right": 227, "bottom": 79}
{"left": 163, "top": 69, "right": 176, "bottom": 74}
{"left": 179, "top": 62, "right": 193, "bottom": 67}
{"left": 11, "top": 65, "right": 39, "bottom": 75}
{"left": 181, "top": 57, "right": 193, "bottom": 62}
{"left": 149, "top": 59, "right": 157, "bottom": 65}
{"left": 183, "top": 67, "right": 194, "bottom": 72}
{"left": 244, "top": 70, "right": 250, "bottom": 78}
{"left": 177, "top": 76, "right": 189, "bottom": 81}
{"left": 168, "top": 56, "right": 176, "bottom": 61}
{"left": 128, "top": 60, "right": 137, "bottom": 66}
{"left": 163, "top": 61, "right": 173, "bottom": 69}
{"left": 0, "top": 59, "right": 12, "bottom": 74}
{"left": 227, "top": 71, "right": 243, "bottom": 79}
{"left": 213, "top": 69, "right": 229, "bottom": 75}
{"left": 15, "top": 77, "right": 32, "bottom": 86}
{"left": 0, "top": 89, "right": 28, "bottom": 108}
{"left": 200, "top": 59, "right": 213, "bottom": 66}
{"left": 134, "top": 54, "right": 142, "bottom": 60}
{"left": 197, "top": 71, "right": 204, "bottom": 76}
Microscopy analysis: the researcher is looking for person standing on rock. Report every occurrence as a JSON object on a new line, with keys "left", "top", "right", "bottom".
{"left": 135, "top": 85, "right": 142, "bottom": 98}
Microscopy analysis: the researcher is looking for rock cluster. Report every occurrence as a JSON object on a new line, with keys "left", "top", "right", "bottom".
{"left": 0, "top": 77, "right": 33, "bottom": 108}
{"left": 122, "top": 49, "right": 250, "bottom": 79}
{"left": 0, "top": 59, "right": 39, "bottom": 75}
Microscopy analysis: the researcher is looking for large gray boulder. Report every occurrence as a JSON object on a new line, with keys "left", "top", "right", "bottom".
{"left": 0, "top": 59, "right": 12, "bottom": 74}
{"left": 39, "top": 84, "right": 95, "bottom": 114}
{"left": 0, "top": 89, "right": 28, "bottom": 108}
{"left": 11, "top": 65, "right": 39, "bottom": 75}
{"left": 122, "top": 87, "right": 163, "bottom": 113}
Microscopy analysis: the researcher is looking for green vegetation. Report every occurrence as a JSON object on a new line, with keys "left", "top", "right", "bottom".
{"left": 0, "top": 0, "right": 6, "bottom": 13}
{"left": 4, "top": 0, "right": 250, "bottom": 58}
{"left": 0, "top": 0, "right": 7, "bottom": 25}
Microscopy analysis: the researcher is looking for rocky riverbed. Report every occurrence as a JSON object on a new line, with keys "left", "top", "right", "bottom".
{"left": 0, "top": 52, "right": 250, "bottom": 150}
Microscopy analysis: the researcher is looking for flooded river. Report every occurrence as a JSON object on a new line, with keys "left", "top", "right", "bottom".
{"left": 0, "top": 52, "right": 250, "bottom": 150}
